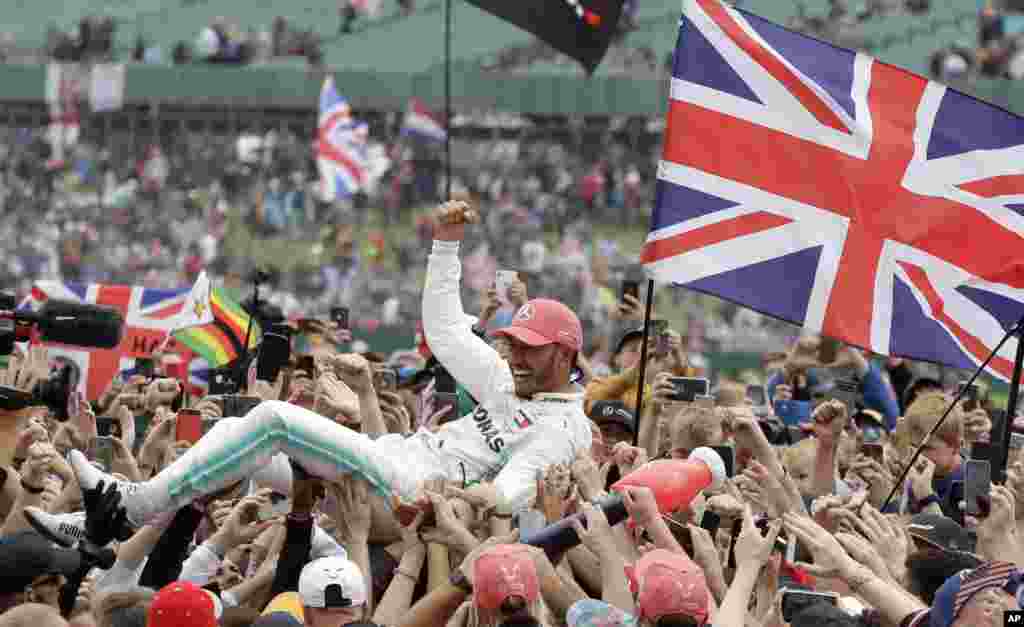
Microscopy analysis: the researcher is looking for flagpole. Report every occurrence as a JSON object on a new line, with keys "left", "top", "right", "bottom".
{"left": 632, "top": 279, "right": 656, "bottom": 448}
{"left": 881, "top": 311, "right": 1024, "bottom": 511}
{"left": 444, "top": 0, "right": 452, "bottom": 200}
{"left": 995, "top": 326, "right": 1024, "bottom": 484}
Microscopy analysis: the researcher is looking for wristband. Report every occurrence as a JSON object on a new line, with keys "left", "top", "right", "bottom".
{"left": 20, "top": 479, "right": 44, "bottom": 494}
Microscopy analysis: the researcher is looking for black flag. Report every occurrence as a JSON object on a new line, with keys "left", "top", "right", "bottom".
{"left": 465, "top": 0, "right": 627, "bottom": 75}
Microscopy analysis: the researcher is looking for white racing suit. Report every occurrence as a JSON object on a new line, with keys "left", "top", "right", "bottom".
{"left": 118, "top": 240, "right": 592, "bottom": 525}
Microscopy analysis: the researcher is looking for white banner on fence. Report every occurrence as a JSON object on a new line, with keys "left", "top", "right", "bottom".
{"left": 89, "top": 63, "right": 126, "bottom": 112}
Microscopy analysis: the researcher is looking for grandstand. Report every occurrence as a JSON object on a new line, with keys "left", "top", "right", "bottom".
{"left": 2, "top": 0, "right": 1024, "bottom": 115}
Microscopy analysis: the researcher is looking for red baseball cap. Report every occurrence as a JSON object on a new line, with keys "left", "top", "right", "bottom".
{"left": 493, "top": 299, "right": 582, "bottom": 352}
{"left": 147, "top": 581, "right": 220, "bottom": 627}
{"left": 629, "top": 550, "right": 710, "bottom": 622}
{"left": 472, "top": 544, "right": 540, "bottom": 610}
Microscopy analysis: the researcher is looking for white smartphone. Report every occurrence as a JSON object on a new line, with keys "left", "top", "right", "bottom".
{"left": 495, "top": 270, "right": 518, "bottom": 304}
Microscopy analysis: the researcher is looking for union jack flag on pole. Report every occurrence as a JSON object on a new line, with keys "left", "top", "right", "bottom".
{"left": 643, "top": 0, "right": 1024, "bottom": 380}
{"left": 316, "top": 77, "right": 368, "bottom": 201}
{"left": 22, "top": 282, "right": 190, "bottom": 400}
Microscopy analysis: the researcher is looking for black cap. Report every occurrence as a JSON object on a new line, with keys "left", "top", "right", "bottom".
{"left": 907, "top": 513, "right": 976, "bottom": 554}
{"left": 588, "top": 400, "right": 636, "bottom": 434}
{"left": 0, "top": 532, "right": 83, "bottom": 593}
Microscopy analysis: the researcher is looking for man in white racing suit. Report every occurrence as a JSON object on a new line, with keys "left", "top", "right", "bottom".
{"left": 70, "top": 200, "right": 593, "bottom": 525}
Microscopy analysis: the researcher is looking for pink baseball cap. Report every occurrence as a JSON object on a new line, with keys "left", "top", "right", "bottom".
{"left": 472, "top": 544, "right": 541, "bottom": 610}
{"left": 493, "top": 299, "right": 582, "bottom": 352}
{"left": 629, "top": 549, "right": 710, "bottom": 622}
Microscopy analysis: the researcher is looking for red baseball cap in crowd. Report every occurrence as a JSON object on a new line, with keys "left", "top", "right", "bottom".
{"left": 494, "top": 299, "right": 582, "bottom": 352}
{"left": 472, "top": 544, "right": 541, "bottom": 610}
{"left": 630, "top": 549, "right": 710, "bottom": 623}
{"left": 147, "top": 581, "right": 220, "bottom": 627}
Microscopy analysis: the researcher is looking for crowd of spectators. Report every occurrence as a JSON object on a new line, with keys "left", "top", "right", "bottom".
{"left": 0, "top": 111, "right": 808, "bottom": 370}
{"left": 0, "top": 195, "right": 1013, "bottom": 627}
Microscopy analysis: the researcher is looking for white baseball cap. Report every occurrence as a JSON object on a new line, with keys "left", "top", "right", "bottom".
{"left": 298, "top": 556, "right": 367, "bottom": 609}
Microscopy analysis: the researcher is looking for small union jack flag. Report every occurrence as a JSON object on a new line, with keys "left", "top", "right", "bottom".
{"left": 316, "top": 77, "right": 368, "bottom": 201}
{"left": 643, "top": 0, "right": 1024, "bottom": 380}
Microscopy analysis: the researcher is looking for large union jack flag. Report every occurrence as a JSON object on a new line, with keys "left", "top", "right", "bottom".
{"left": 22, "top": 282, "right": 190, "bottom": 400}
{"left": 643, "top": 0, "right": 1024, "bottom": 380}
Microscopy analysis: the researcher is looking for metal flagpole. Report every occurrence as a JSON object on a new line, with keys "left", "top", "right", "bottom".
{"left": 444, "top": 0, "right": 452, "bottom": 200}
{"left": 882, "top": 311, "right": 1024, "bottom": 510}
{"left": 995, "top": 327, "right": 1024, "bottom": 484}
{"left": 632, "top": 279, "right": 656, "bottom": 447}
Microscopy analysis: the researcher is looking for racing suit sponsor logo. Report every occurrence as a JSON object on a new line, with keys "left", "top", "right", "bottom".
{"left": 472, "top": 406, "right": 505, "bottom": 453}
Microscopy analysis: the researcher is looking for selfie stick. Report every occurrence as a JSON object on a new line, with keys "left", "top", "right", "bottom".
{"left": 632, "top": 279, "right": 656, "bottom": 447}
{"left": 880, "top": 311, "right": 1024, "bottom": 511}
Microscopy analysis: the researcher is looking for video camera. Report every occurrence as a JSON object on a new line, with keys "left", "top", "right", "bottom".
{"left": 0, "top": 292, "right": 124, "bottom": 419}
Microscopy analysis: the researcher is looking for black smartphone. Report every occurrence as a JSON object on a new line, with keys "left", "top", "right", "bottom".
{"left": 621, "top": 280, "right": 640, "bottom": 304}
{"left": 964, "top": 458, "right": 992, "bottom": 518}
{"left": 222, "top": 395, "right": 262, "bottom": 418}
{"left": 787, "top": 425, "right": 810, "bottom": 444}
{"left": 331, "top": 306, "right": 350, "bottom": 330}
{"left": 257, "top": 323, "right": 292, "bottom": 383}
{"left": 667, "top": 377, "right": 710, "bottom": 402}
{"left": 699, "top": 510, "right": 722, "bottom": 537}
{"left": 95, "top": 416, "right": 116, "bottom": 438}
{"left": 94, "top": 436, "right": 114, "bottom": 471}
{"left": 959, "top": 380, "right": 980, "bottom": 412}
{"left": 781, "top": 588, "right": 839, "bottom": 621}
{"left": 209, "top": 369, "right": 238, "bottom": 395}
{"left": 711, "top": 445, "right": 735, "bottom": 478}
{"left": 294, "top": 355, "right": 317, "bottom": 378}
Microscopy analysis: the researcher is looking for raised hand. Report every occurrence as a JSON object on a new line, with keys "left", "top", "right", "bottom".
{"left": 962, "top": 408, "right": 993, "bottom": 443}
{"left": 328, "top": 476, "right": 372, "bottom": 544}
{"left": 215, "top": 491, "right": 276, "bottom": 548}
{"left": 313, "top": 371, "right": 361, "bottom": 424}
{"left": 571, "top": 451, "right": 611, "bottom": 502}
{"left": 733, "top": 505, "right": 781, "bottom": 568}
{"left": 570, "top": 502, "right": 617, "bottom": 557}
{"left": 811, "top": 400, "right": 848, "bottom": 443}
{"left": 144, "top": 378, "right": 181, "bottom": 411}
{"left": 537, "top": 463, "right": 575, "bottom": 523}
{"left": 327, "top": 353, "right": 375, "bottom": 398}
{"left": 420, "top": 491, "right": 477, "bottom": 554}
{"left": 433, "top": 200, "right": 480, "bottom": 242}
{"left": 782, "top": 512, "right": 856, "bottom": 578}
